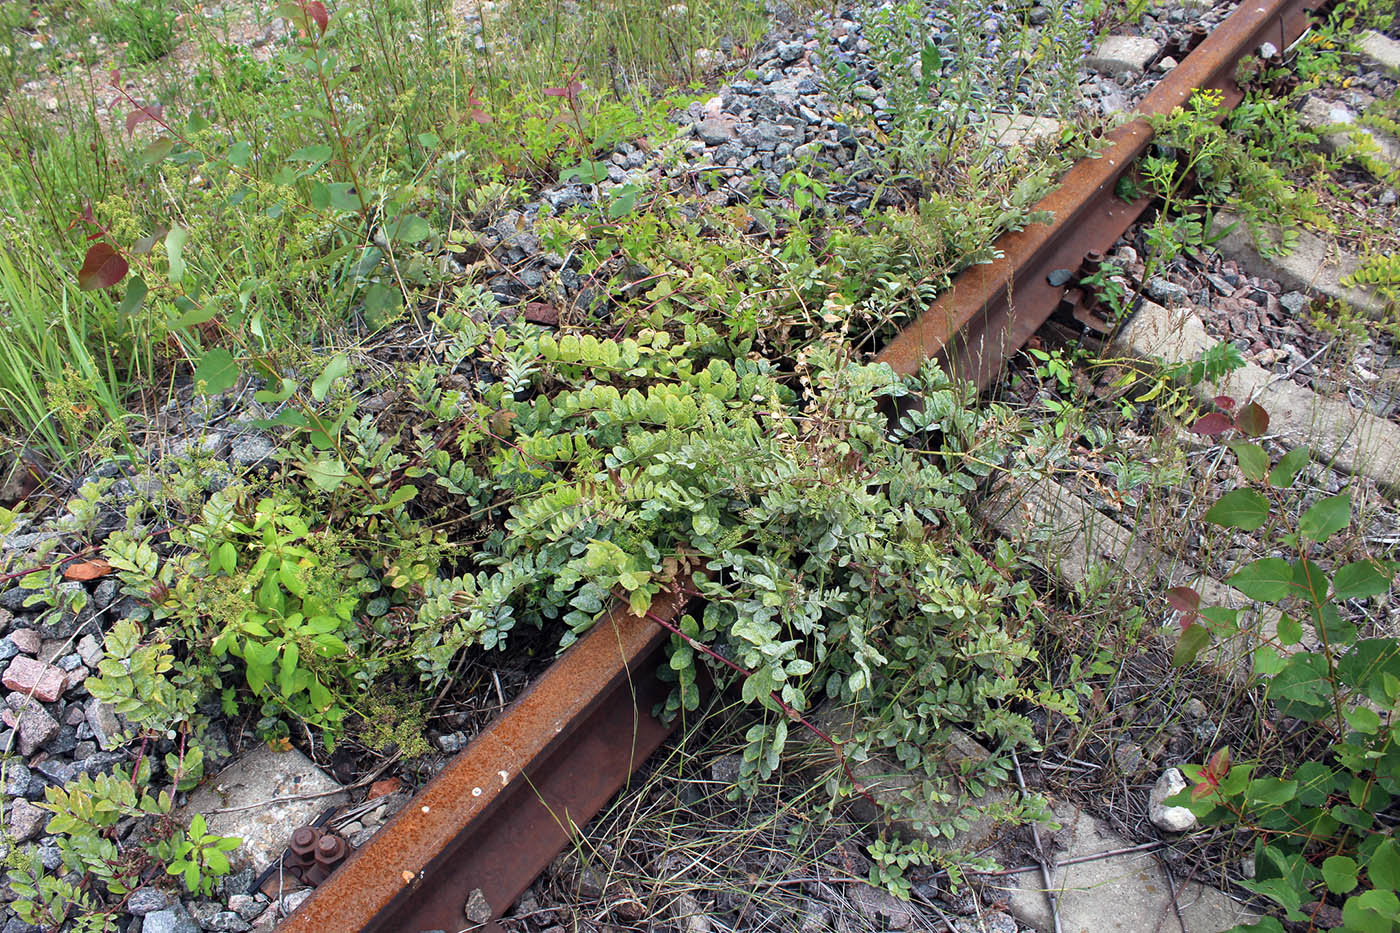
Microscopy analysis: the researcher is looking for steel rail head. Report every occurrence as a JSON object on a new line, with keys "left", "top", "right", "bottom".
{"left": 279, "top": 583, "right": 693, "bottom": 933}
{"left": 873, "top": 0, "right": 1320, "bottom": 390}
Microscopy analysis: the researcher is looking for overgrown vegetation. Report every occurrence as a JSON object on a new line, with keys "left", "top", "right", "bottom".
{"left": 1169, "top": 400, "right": 1400, "bottom": 932}
{"left": 3, "top": 0, "right": 1398, "bottom": 928}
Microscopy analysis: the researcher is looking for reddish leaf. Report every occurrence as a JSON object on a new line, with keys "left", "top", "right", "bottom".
{"left": 1207, "top": 746, "right": 1231, "bottom": 779}
{"left": 125, "top": 103, "right": 162, "bottom": 136}
{"left": 466, "top": 85, "right": 491, "bottom": 124}
{"left": 367, "top": 777, "right": 402, "bottom": 799}
{"left": 1166, "top": 586, "right": 1201, "bottom": 613}
{"left": 109, "top": 68, "right": 121, "bottom": 87}
{"left": 77, "top": 243, "right": 129, "bottom": 291}
{"left": 1191, "top": 779, "right": 1217, "bottom": 801}
{"left": 544, "top": 76, "right": 583, "bottom": 99}
{"left": 62, "top": 558, "right": 112, "bottom": 581}
{"left": 1234, "top": 402, "right": 1269, "bottom": 438}
{"left": 1190, "top": 412, "right": 1235, "bottom": 436}
{"left": 302, "top": 0, "right": 328, "bottom": 34}
{"left": 1213, "top": 395, "right": 1236, "bottom": 410}
{"left": 1177, "top": 611, "right": 1200, "bottom": 631}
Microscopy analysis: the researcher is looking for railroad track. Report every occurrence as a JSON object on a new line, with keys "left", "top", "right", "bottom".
{"left": 278, "top": 0, "right": 1334, "bottom": 929}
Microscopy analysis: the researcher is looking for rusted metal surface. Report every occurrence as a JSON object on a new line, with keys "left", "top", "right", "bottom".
{"left": 874, "top": 0, "right": 1317, "bottom": 388}
{"left": 280, "top": 584, "right": 691, "bottom": 933}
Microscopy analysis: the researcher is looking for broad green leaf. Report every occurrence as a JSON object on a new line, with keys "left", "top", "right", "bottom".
{"left": 1344, "top": 705, "right": 1380, "bottom": 735}
{"left": 173, "top": 301, "right": 220, "bottom": 329}
{"left": 288, "top": 144, "right": 333, "bottom": 163}
{"left": 1228, "top": 558, "right": 1292, "bottom": 602}
{"left": 1333, "top": 560, "right": 1394, "bottom": 600}
{"left": 227, "top": 140, "right": 252, "bottom": 167}
{"left": 560, "top": 160, "right": 609, "bottom": 184}
{"left": 1267, "top": 653, "right": 1332, "bottom": 721}
{"left": 119, "top": 276, "right": 147, "bottom": 315}
{"left": 1371, "top": 839, "right": 1400, "bottom": 890}
{"left": 385, "top": 213, "right": 431, "bottom": 244}
{"left": 1323, "top": 855, "right": 1359, "bottom": 894}
{"left": 384, "top": 485, "right": 417, "bottom": 509}
{"left": 1268, "top": 446, "right": 1308, "bottom": 488}
{"left": 194, "top": 348, "right": 238, "bottom": 395}
{"left": 1338, "top": 639, "right": 1400, "bottom": 705}
{"left": 254, "top": 377, "right": 297, "bottom": 405}
{"left": 1299, "top": 492, "right": 1351, "bottom": 542}
{"left": 165, "top": 225, "right": 189, "bottom": 284}
{"left": 1344, "top": 888, "right": 1400, "bottom": 933}
{"left": 1247, "top": 777, "right": 1297, "bottom": 807}
{"left": 142, "top": 136, "right": 175, "bottom": 164}
{"left": 1173, "top": 622, "right": 1211, "bottom": 667}
{"left": 1203, "top": 488, "right": 1270, "bottom": 531}
{"left": 302, "top": 458, "right": 349, "bottom": 492}
{"left": 364, "top": 282, "right": 403, "bottom": 330}
{"left": 1229, "top": 441, "right": 1269, "bottom": 482}
{"left": 1252, "top": 644, "right": 1285, "bottom": 676}
{"left": 692, "top": 511, "right": 717, "bottom": 537}
{"left": 608, "top": 186, "right": 639, "bottom": 219}
{"left": 1276, "top": 613, "right": 1303, "bottom": 647}
{"left": 311, "top": 354, "right": 349, "bottom": 401}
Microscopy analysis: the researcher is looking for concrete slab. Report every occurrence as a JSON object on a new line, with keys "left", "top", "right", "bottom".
{"left": 1211, "top": 212, "right": 1385, "bottom": 318}
{"left": 978, "top": 474, "right": 1283, "bottom": 669}
{"left": 809, "top": 709, "right": 1017, "bottom": 853}
{"left": 1086, "top": 36, "right": 1159, "bottom": 74}
{"left": 1359, "top": 30, "right": 1400, "bottom": 71}
{"left": 185, "top": 744, "right": 346, "bottom": 873}
{"left": 987, "top": 801, "right": 1257, "bottom": 933}
{"left": 1298, "top": 95, "right": 1400, "bottom": 169}
{"left": 985, "top": 114, "right": 1062, "bottom": 150}
{"left": 1114, "top": 300, "right": 1400, "bottom": 491}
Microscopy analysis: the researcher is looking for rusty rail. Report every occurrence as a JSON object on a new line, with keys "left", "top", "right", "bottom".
{"left": 874, "top": 0, "right": 1317, "bottom": 388}
{"left": 280, "top": 584, "right": 691, "bottom": 933}
{"left": 281, "top": 4, "right": 1320, "bottom": 928}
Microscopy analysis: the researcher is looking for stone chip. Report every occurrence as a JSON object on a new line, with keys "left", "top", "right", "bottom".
{"left": 3, "top": 656, "right": 67, "bottom": 702}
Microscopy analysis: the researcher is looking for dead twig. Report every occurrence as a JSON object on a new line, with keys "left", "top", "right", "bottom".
{"left": 1011, "top": 748, "right": 1062, "bottom": 933}
{"left": 1158, "top": 853, "right": 1188, "bottom": 933}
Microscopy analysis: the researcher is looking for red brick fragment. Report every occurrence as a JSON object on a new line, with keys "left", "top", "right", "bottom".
{"left": 2, "top": 656, "right": 67, "bottom": 703}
